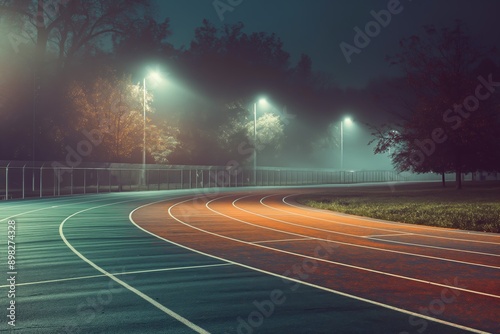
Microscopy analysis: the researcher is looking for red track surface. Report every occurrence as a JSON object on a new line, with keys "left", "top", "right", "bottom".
{"left": 132, "top": 189, "right": 500, "bottom": 333}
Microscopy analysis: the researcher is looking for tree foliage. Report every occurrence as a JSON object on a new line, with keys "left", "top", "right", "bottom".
{"left": 371, "top": 22, "right": 500, "bottom": 188}
{"left": 182, "top": 19, "right": 290, "bottom": 98}
{"left": 68, "top": 72, "right": 178, "bottom": 163}
{"left": 0, "top": 0, "right": 151, "bottom": 68}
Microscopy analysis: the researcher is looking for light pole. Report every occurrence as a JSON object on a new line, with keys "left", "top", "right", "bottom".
{"left": 32, "top": 71, "right": 37, "bottom": 191}
{"left": 142, "top": 71, "right": 161, "bottom": 185}
{"left": 143, "top": 77, "right": 146, "bottom": 185}
{"left": 340, "top": 117, "right": 352, "bottom": 170}
{"left": 253, "top": 98, "right": 268, "bottom": 185}
{"left": 253, "top": 101, "right": 257, "bottom": 185}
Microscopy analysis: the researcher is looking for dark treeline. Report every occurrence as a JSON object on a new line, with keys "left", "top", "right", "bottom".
{"left": 0, "top": 0, "right": 345, "bottom": 167}
{"left": 0, "top": 1, "right": 499, "bottom": 180}
{"left": 370, "top": 22, "right": 500, "bottom": 188}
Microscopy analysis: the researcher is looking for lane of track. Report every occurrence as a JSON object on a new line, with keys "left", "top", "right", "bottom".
{"left": 1, "top": 191, "right": 246, "bottom": 333}
{"left": 132, "top": 190, "right": 499, "bottom": 333}
{"left": 238, "top": 194, "right": 499, "bottom": 266}
{"left": 3, "top": 188, "right": 408, "bottom": 333}
{"left": 1, "top": 185, "right": 498, "bottom": 333}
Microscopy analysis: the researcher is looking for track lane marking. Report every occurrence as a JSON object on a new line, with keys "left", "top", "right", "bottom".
{"left": 229, "top": 195, "right": 500, "bottom": 269}
{"left": 60, "top": 196, "right": 211, "bottom": 334}
{"left": 0, "top": 194, "right": 136, "bottom": 222}
{"left": 257, "top": 195, "right": 500, "bottom": 256}
{"left": 281, "top": 194, "right": 500, "bottom": 243}
{"left": 252, "top": 237, "right": 314, "bottom": 244}
{"left": 7, "top": 187, "right": 497, "bottom": 333}
{"left": 0, "top": 263, "right": 232, "bottom": 288}
{"left": 277, "top": 190, "right": 500, "bottom": 238}
{"left": 364, "top": 233, "right": 414, "bottom": 238}
{"left": 197, "top": 196, "right": 499, "bottom": 299}
{"left": 274, "top": 194, "right": 500, "bottom": 247}
{"left": 130, "top": 196, "right": 489, "bottom": 334}
{"left": 368, "top": 236, "right": 500, "bottom": 256}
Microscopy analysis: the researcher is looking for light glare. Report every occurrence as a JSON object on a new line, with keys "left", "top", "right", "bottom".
{"left": 258, "top": 98, "right": 268, "bottom": 106}
{"left": 149, "top": 71, "right": 162, "bottom": 83}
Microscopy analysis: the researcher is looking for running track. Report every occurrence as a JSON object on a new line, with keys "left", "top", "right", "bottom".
{"left": 0, "top": 185, "right": 498, "bottom": 333}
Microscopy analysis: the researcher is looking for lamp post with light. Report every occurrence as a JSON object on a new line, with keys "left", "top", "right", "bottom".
{"left": 253, "top": 98, "right": 268, "bottom": 185}
{"left": 340, "top": 117, "right": 353, "bottom": 170}
{"left": 142, "top": 71, "right": 161, "bottom": 185}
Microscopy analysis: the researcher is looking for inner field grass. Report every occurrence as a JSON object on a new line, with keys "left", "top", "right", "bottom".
{"left": 298, "top": 181, "right": 500, "bottom": 233}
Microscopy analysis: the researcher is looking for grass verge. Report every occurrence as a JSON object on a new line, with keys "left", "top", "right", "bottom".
{"left": 298, "top": 181, "right": 500, "bottom": 233}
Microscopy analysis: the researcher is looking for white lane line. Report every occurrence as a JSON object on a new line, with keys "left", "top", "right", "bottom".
{"left": 282, "top": 194, "right": 500, "bottom": 244}
{"left": 202, "top": 195, "right": 499, "bottom": 299}
{"left": 0, "top": 205, "right": 78, "bottom": 222}
{"left": 0, "top": 263, "right": 232, "bottom": 288}
{"left": 278, "top": 188, "right": 499, "bottom": 239}
{"left": 364, "top": 233, "right": 414, "bottom": 238}
{"left": 252, "top": 238, "right": 314, "bottom": 244}
{"left": 278, "top": 195, "right": 500, "bottom": 257}
{"left": 229, "top": 195, "right": 500, "bottom": 269}
{"left": 294, "top": 193, "right": 500, "bottom": 238}
{"left": 0, "top": 195, "right": 128, "bottom": 222}
{"left": 0, "top": 190, "right": 192, "bottom": 221}
{"left": 129, "top": 197, "right": 489, "bottom": 334}
{"left": 258, "top": 195, "right": 500, "bottom": 256}
{"left": 369, "top": 237, "right": 500, "bottom": 256}
{"left": 60, "top": 197, "right": 211, "bottom": 334}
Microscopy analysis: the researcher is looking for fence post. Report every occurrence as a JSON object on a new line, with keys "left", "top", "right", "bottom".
{"left": 57, "top": 169, "right": 61, "bottom": 196}
{"left": 119, "top": 169, "right": 122, "bottom": 192}
{"left": 39, "top": 164, "right": 44, "bottom": 198}
{"left": 53, "top": 168, "right": 56, "bottom": 196}
{"left": 83, "top": 169, "right": 86, "bottom": 194}
{"left": 22, "top": 164, "right": 26, "bottom": 199}
{"left": 52, "top": 168, "right": 56, "bottom": 197}
{"left": 5, "top": 162, "right": 9, "bottom": 200}
{"left": 32, "top": 164, "right": 35, "bottom": 192}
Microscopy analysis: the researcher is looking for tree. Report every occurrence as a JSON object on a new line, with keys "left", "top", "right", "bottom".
{"left": 68, "top": 72, "right": 177, "bottom": 163}
{"left": 112, "top": 15, "right": 175, "bottom": 73}
{"left": 371, "top": 22, "right": 500, "bottom": 189}
{"left": 182, "top": 20, "right": 290, "bottom": 98}
{"left": 0, "top": 0, "right": 160, "bottom": 161}
{"left": 249, "top": 113, "right": 285, "bottom": 161}
{"left": 217, "top": 100, "right": 285, "bottom": 165}
{"left": 0, "top": 0, "right": 151, "bottom": 69}
{"left": 166, "top": 20, "right": 294, "bottom": 165}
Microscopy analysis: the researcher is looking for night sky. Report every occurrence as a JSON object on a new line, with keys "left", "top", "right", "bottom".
{"left": 153, "top": 0, "right": 500, "bottom": 88}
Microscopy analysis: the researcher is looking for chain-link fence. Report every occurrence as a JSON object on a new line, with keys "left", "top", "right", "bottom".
{"left": 1, "top": 160, "right": 497, "bottom": 200}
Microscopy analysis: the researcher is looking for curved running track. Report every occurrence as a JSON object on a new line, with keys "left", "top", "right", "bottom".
{"left": 131, "top": 188, "right": 499, "bottom": 334}
{"left": 1, "top": 186, "right": 498, "bottom": 333}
